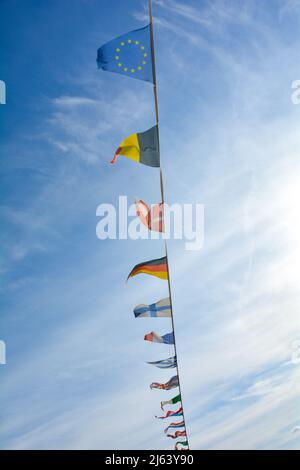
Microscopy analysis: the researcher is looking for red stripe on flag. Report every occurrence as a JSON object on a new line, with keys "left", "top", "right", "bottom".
{"left": 111, "top": 146, "right": 122, "bottom": 164}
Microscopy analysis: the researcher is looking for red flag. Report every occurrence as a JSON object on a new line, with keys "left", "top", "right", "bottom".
{"left": 156, "top": 407, "right": 183, "bottom": 419}
{"left": 135, "top": 199, "right": 164, "bottom": 232}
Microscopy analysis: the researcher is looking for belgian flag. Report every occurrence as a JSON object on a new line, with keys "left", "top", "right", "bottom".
{"left": 127, "top": 256, "right": 168, "bottom": 280}
{"left": 111, "top": 126, "right": 160, "bottom": 167}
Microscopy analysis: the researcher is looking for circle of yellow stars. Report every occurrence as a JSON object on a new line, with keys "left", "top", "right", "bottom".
{"left": 114, "top": 39, "right": 148, "bottom": 73}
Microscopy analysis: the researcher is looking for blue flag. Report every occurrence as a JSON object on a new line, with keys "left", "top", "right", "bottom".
{"left": 97, "top": 25, "right": 153, "bottom": 83}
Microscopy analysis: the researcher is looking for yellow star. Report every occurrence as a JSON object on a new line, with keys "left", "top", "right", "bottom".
{"left": 118, "top": 63, "right": 122, "bottom": 67}
{"left": 127, "top": 39, "right": 132, "bottom": 44}
{"left": 142, "top": 60, "right": 147, "bottom": 65}
{"left": 116, "top": 48, "right": 120, "bottom": 52}
{"left": 121, "top": 42, "right": 125, "bottom": 46}
{"left": 141, "top": 45, "right": 145, "bottom": 50}
{"left": 123, "top": 67, "right": 128, "bottom": 72}
{"left": 131, "top": 68, "right": 135, "bottom": 73}
{"left": 115, "top": 56, "right": 119, "bottom": 60}
{"left": 138, "top": 66, "right": 142, "bottom": 70}
{"left": 135, "top": 40, "right": 139, "bottom": 45}
{"left": 144, "top": 53, "right": 147, "bottom": 57}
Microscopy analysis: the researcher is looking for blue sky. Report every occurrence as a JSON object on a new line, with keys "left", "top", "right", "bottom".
{"left": 1, "top": 0, "right": 300, "bottom": 450}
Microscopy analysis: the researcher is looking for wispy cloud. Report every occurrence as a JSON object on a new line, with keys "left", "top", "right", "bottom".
{"left": 52, "top": 96, "right": 98, "bottom": 107}
{"left": 153, "top": 0, "right": 252, "bottom": 28}
{"left": 47, "top": 87, "right": 153, "bottom": 164}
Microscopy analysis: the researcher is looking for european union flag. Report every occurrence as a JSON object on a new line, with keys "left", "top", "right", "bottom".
{"left": 97, "top": 25, "right": 153, "bottom": 83}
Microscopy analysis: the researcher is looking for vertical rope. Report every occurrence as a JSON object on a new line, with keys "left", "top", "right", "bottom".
{"left": 148, "top": 0, "right": 190, "bottom": 450}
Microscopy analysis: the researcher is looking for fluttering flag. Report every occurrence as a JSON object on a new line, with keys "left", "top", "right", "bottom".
{"left": 147, "top": 356, "right": 177, "bottom": 369}
{"left": 161, "top": 393, "right": 181, "bottom": 411}
{"left": 144, "top": 331, "right": 174, "bottom": 345}
{"left": 111, "top": 127, "right": 159, "bottom": 167}
{"left": 150, "top": 375, "right": 179, "bottom": 390}
{"left": 175, "top": 441, "right": 189, "bottom": 450}
{"left": 97, "top": 25, "right": 153, "bottom": 83}
{"left": 156, "top": 407, "right": 183, "bottom": 419}
{"left": 134, "top": 297, "right": 171, "bottom": 318}
{"left": 167, "top": 430, "right": 187, "bottom": 439}
{"left": 164, "top": 421, "right": 185, "bottom": 434}
{"left": 127, "top": 256, "right": 168, "bottom": 281}
{"left": 135, "top": 199, "right": 164, "bottom": 231}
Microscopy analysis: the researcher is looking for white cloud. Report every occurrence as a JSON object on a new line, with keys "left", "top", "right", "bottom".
{"left": 52, "top": 96, "right": 97, "bottom": 107}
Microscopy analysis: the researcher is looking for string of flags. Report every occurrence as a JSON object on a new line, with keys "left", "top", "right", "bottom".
{"left": 97, "top": 0, "right": 189, "bottom": 451}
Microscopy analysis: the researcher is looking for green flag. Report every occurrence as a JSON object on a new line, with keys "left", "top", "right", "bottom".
{"left": 161, "top": 393, "right": 181, "bottom": 410}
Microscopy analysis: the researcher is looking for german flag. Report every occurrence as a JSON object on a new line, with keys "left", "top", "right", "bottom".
{"left": 127, "top": 256, "right": 168, "bottom": 281}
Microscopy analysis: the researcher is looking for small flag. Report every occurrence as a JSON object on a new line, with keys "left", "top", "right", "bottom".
{"left": 144, "top": 331, "right": 174, "bottom": 345}
{"left": 161, "top": 393, "right": 181, "bottom": 411}
{"left": 147, "top": 356, "right": 177, "bottom": 369}
{"left": 111, "top": 127, "right": 159, "bottom": 167}
{"left": 134, "top": 297, "right": 171, "bottom": 318}
{"left": 175, "top": 441, "right": 189, "bottom": 450}
{"left": 135, "top": 199, "right": 164, "bottom": 231}
{"left": 156, "top": 407, "right": 183, "bottom": 419}
{"left": 150, "top": 375, "right": 179, "bottom": 390}
{"left": 127, "top": 257, "right": 168, "bottom": 281}
{"left": 97, "top": 25, "right": 153, "bottom": 82}
{"left": 164, "top": 421, "right": 185, "bottom": 434}
{"left": 167, "top": 430, "right": 187, "bottom": 439}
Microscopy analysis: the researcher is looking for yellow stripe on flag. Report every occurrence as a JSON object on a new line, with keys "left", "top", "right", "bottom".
{"left": 130, "top": 268, "right": 168, "bottom": 280}
{"left": 118, "top": 133, "right": 140, "bottom": 162}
